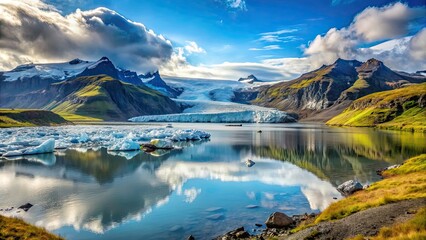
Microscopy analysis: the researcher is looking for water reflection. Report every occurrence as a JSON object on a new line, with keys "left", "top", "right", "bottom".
{"left": 0, "top": 124, "right": 424, "bottom": 239}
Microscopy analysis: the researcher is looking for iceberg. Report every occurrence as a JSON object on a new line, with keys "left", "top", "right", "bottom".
{"left": 24, "top": 139, "right": 55, "bottom": 155}
{"left": 0, "top": 126, "right": 211, "bottom": 158}
{"left": 129, "top": 110, "right": 296, "bottom": 123}
{"left": 2, "top": 139, "right": 55, "bottom": 157}
{"left": 107, "top": 139, "right": 140, "bottom": 151}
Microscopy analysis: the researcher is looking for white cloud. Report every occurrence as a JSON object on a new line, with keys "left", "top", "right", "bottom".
{"left": 258, "top": 29, "right": 299, "bottom": 43}
{"left": 249, "top": 45, "right": 282, "bottom": 51}
{"left": 303, "top": 2, "right": 426, "bottom": 71}
{"left": 351, "top": 2, "right": 425, "bottom": 42}
{"left": 184, "top": 41, "right": 206, "bottom": 54}
{"left": 0, "top": 0, "right": 173, "bottom": 72}
{"left": 223, "top": 0, "right": 247, "bottom": 11}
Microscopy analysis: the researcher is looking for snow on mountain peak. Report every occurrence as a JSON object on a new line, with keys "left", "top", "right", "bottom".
{"left": 237, "top": 74, "right": 262, "bottom": 84}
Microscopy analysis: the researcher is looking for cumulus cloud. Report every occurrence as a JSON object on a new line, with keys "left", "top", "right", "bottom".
{"left": 184, "top": 41, "right": 206, "bottom": 54}
{"left": 304, "top": 2, "right": 426, "bottom": 71}
{"left": 352, "top": 2, "right": 425, "bottom": 42}
{"left": 0, "top": 0, "right": 173, "bottom": 72}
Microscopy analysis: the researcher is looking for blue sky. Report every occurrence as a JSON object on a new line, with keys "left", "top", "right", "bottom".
{"left": 1, "top": 0, "right": 425, "bottom": 80}
{"left": 49, "top": 0, "right": 425, "bottom": 66}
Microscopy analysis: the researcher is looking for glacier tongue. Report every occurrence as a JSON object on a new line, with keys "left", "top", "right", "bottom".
{"left": 129, "top": 110, "right": 295, "bottom": 123}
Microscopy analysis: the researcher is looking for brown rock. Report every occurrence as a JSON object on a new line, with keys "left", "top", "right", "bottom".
{"left": 265, "top": 212, "right": 294, "bottom": 228}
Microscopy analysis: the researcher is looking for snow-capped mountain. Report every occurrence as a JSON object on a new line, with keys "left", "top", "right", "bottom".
{"left": 1, "top": 57, "right": 144, "bottom": 86}
{"left": 139, "top": 71, "right": 183, "bottom": 98}
{"left": 237, "top": 74, "right": 262, "bottom": 84}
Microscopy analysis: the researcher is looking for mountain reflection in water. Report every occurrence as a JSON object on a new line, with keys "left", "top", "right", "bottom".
{"left": 0, "top": 123, "right": 424, "bottom": 239}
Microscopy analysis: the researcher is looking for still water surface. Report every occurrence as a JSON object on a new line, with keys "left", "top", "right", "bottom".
{"left": 0, "top": 123, "right": 425, "bottom": 240}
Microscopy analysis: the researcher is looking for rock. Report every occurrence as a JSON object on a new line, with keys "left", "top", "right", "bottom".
{"left": 255, "top": 223, "right": 263, "bottom": 227}
{"left": 245, "top": 159, "right": 255, "bottom": 167}
{"left": 150, "top": 139, "right": 173, "bottom": 149}
{"left": 235, "top": 231, "right": 250, "bottom": 238}
{"left": 216, "top": 227, "right": 251, "bottom": 239}
{"left": 337, "top": 180, "right": 363, "bottom": 195}
{"left": 18, "top": 203, "right": 33, "bottom": 212}
{"left": 376, "top": 164, "right": 402, "bottom": 176}
{"left": 187, "top": 235, "right": 195, "bottom": 240}
{"left": 265, "top": 212, "right": 294, "bottom": 228}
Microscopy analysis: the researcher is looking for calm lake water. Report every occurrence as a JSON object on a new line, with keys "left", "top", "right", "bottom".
{"left": 1, "top": 123, "right": 425, "bottom": 240}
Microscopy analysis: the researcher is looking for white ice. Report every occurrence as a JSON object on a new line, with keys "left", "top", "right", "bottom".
{"left": 130, "top": 77, "right": 293, "bottom": 123}
{"left": 0, "top": 126, "right": 211, "bottom": 158}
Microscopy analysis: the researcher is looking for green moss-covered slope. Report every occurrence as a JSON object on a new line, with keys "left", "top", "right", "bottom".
{"left": 327, "top": 83, "right": 426, "bottom": 132}
{"left": 0, "top": 109, "right": 70, "bottom": 128}
{"left": 47, "top": 75, "right": 181, "bottom": 121}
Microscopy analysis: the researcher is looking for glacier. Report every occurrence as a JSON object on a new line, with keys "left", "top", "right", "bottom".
{"left": 129, "top": 110, "right": 295, "bottom": 123}
{"left": 130, "top": 77, "right": 294, "bottom": 123}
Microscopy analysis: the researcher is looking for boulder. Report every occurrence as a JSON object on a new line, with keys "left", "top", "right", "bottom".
{"left": 265, "top": 212, "right": 294, "bottom": 228}
{"left": 150, "top": 139, "right": 173, "bottom": 149}
{"left": 337, "top": 180, "right": 363, "bottom": 195}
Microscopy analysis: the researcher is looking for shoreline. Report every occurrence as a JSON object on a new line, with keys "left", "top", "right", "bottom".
{"left": 216, "top": 154, "right": 426, "bottom": 239}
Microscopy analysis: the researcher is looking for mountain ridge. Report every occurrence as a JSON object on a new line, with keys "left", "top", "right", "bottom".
{"left": 253, "top": 58, "right": 425, "bottom": 120}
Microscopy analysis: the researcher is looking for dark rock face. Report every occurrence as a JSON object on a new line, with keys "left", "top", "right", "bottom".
{"left": 265, "top": 212, "right": 294, "bottom": 228}
{"left": 18, "top": 203, "right": 33, "bottom": 212}
{"left": 238, "top": 74, "right": 262, "bottom": 84}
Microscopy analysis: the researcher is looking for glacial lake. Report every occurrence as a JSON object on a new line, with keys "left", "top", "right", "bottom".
{"left": 0, "top": 123, "right": 425, "bottom": 240}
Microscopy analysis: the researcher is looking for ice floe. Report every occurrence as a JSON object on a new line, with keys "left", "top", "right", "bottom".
{"left": 0, "top": 126, "right": 210, "bottom": 158}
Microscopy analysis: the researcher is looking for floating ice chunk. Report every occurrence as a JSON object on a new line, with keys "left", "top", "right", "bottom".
{"left": 23, "top": 139, "right": 55, "bottom": 155}
{"left": 3, "top": 150, "right": 24, "bottom": 157}
{"left": 108, "top": 139, "right": 140, "bottom": 151}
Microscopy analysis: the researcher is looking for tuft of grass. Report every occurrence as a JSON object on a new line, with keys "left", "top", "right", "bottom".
{"left": 0, "top": 215, "right": 63, "bottom": 240}
{"left": 315, "top": 154, "right": 426, "bottom": 223}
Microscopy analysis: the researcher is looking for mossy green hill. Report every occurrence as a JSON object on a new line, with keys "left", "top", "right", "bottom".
{"left": 0, "top": 109, "right": 70, "bottom": 128}
{"left": 327, "top": 83, "right": 426, "bottom": 132}
{"left": 1, "top": 75, "right": 182, "bottom": 122}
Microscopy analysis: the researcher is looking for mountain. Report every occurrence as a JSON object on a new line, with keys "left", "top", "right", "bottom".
{"left": 0, "top": 75, "right": 181, "bottom": 121}
{"left": 327, "top": 83, "right": 426, "bottom": 132}
{"left": 253, "top": 58, "right": 425, "bottom": 120}
{"left": 238, "top": 75, "right": 262, "bottom": 84}
{"left": 139, "top": 71, "right": 183, "bottom": 98}
{"left": 0, "top": 57, "right": 144, "bottom": 89}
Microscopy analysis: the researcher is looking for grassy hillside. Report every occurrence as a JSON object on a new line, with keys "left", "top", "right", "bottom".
{"left": 0, "top": 215, "right": 63, "bottom": 240}
{"left": 49, "top": 75, "right": 181, "bottom": 121}
{"left": 327, "top": 83, "right": 426, "bottom": 132}
{"left": 290, "top": 154, "right": 426, "bottom": 239}
{"left": 0, "top": 109, "right": 70, "bottom": 128}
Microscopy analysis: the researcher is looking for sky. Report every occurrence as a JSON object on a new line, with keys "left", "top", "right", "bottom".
{"left": 0, "top": 0, "right": 425, "bottom": 80}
